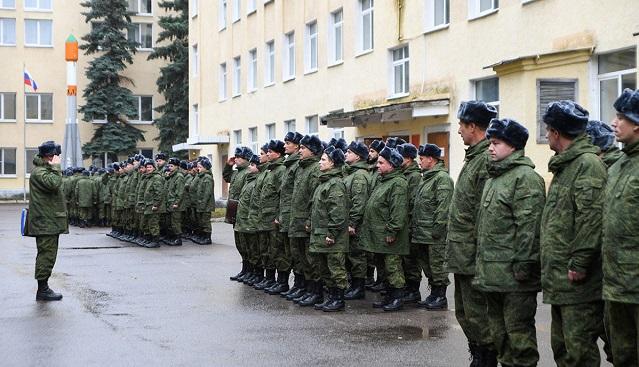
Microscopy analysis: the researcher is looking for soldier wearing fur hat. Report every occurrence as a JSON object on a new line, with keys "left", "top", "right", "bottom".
{"left": 107, "top": 163, "right": 124, "bottom": 238}
{"left": 29, "top": 140, "right": 67, "bottom": 301}
{"left": 192, "top": 158, "right": 215, "bottom": 245}
{"left": 122, "top": 156, "right": 141, "bottom": 242}
{"left": 245, "top": 145, "right": 271, "bottom": 286}
{"left": 226, "top": 146, "right": 254, "bottom": 280}
{"left": 412, "top": 144, "right": 453, "bottom": 311}
{"left": 365, "top": 139, "right": 386, "bottom": 291}
{"left": 234, "top": 154, "right": 261, "bottom": 285}
{"left": 133, "top": 163, "right": 149, "bottom": 246}
{"left": 603, "top": 89, "right": 639, "bottom": 366}
{"left": 448, "top": 100, "right": 498, "bottom": 364}
{"left": 540, "top": 100, "right": 607, "bottom": 367}
{"left": 182, "top": 161, "right": 196, "bottom": 240}
{"left": 164, "top": 157, "right": 186, "bottom": 246}
{"left": 473, "top": 118, "right": 546, "bottom": 367}
{"left": 74, "top": 169, "right": 97, "bottom": 228}
{"left": 360, "top": 147, "right": 408, "bottom": 312}
{"left": 586, "top": 120, "right": 623, "bottom": 168}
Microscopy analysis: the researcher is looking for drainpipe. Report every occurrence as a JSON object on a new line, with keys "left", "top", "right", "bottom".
{"left": 397, "top": 0, "right": 404, "bottom": 42}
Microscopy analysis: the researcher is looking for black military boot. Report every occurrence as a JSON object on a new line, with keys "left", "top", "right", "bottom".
{"left": 255, "top": 269, "right": 276, "bottom": 290}
{"left": 468, "top": 343, "right": 481, "bottom": 367}
{"left": 237, "top": 264, "right": 253, "bottom": 282}
{"left": 402, "top": 280, "right": 421, "bottom": 304}
{"left": 323, "top": 288, "right": 345, "bottom": 312}
{"left": 314, "top": 287, "right": 333, "bottom": 310}
{"left": 266, "top": 270, "right": 289, "bottom": 295}
{"left": 230, "top": 262, "right": 248, "bottom": 281}
{"left": 299, "top": 281, "right": 323, "bottom": 307}
{"left": 171, "top": 236, "right": 183, "bottom": 246}
{"left": 36, "top": 280, "right": 63, "bottom": 301}
{"left": 372, "top": 287, "right": 392, "bottom": 308}
{"left": 364, "top": 267, "right": 375, "bottom": 289}
{"left": 293, "top": 280, "right": 314, "bottom": 303}
{"left": 479, "top": 346, "right": 498, "bottom": 367}
{"left": 144, "top": 236, "right": 161, "bottom": 248}
{"left": 199, "top": 233, "right": 212, "bottom": 245}
{"left": 344, "top": 278, "right": 365, "bottom": 300}
{"left": 382, "top": 288, "right": 404, "bottom": 312}
{"left": 370, "top": 279, "right": 386, "bottom": 292}
{"left": 417, "top": 285, "right": 448, "bottom": 310}
{"left": 285, "top": 274, "right": 306, "bottom": 299}
{"left": 248, "top": 268, "right": 264, "bottom": 286}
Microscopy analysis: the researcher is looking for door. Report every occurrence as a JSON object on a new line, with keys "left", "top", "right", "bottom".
{"left": 427, "top": 132, "right": 450, "bottom": 169}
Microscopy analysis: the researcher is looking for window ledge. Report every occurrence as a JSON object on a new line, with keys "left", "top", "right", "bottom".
{"left": 247, "top": 9, "right": 256, "bottom": 16}
{"left": 0, "top": 7, "right": 16, "bottom": 10}
{"left": 219, "top": 26, "right": 226, "bottom": 32}
{"left": 304, "top": 68, "right": 318, "bottom": 75}
{"left": 327, "top": 60, "right": 343, "bottom": 68}
{"left": 24, "top": 8, "right": 53, "bottom": 12}
{"left": 232, "top": 93, "right": 241, "bottom": 98}
{"left": 0, "top": 43, "right": 16, "bottom": 47}
{"left": 248, "top": 88, "right": 257, "bottom": 94}
{"left": 387, "top": 92, "right": 410, "bottom": 101}
{"left": 355, "top": 49, "right": 374, "bottom": 58}
{"left": 24, "top": 44, "right": 53, "bottom": 48}
{"left": 0, "top": 119, "right": 17, "bottom": 123}
{"left": 522, "top": 0, "right": 539, "bottom": 4}
{"left": 0, "top": 175, "right": 17, "bottom": 178}
{"left": 424, "top": 23, "right": 449, "bottom": 35}
{"left": 468, "top": 8, "right": 498, "bottom": 21}
{"left": 134, "top": 13, "right": 153, "bottom": 17}
{"left": 283, "top": 76, "right": 295, "bottom": 83}
{"left": 232, "top": 18, "right": 240, "bottom": 24}
{"left": 92, "top": 120, "right": 107, "bottom": 124}
{"left": 191, "top": 13, "right": 198, "bottom": 19}
{"left": 136, "top": 48, "right": 153, "bottom": 52}
{"left": 129, "top": 120, "right": 154, "bottom": 125}
{"left": 26, "top": 120, "right": 53, "bottom": 124}
{"left": 264, "top": 82, "right": 275, "bottom": 88}
{"left": 218, "top": 97, "right": 227, "bottom": 102}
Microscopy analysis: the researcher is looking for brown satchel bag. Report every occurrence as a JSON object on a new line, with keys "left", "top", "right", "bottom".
{"left": 225, "top": 199, "right": 239, "bottom": 224}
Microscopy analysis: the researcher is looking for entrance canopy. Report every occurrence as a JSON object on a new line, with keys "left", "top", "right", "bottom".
{"left": 321, "top": 99, "right": 450, "bottom": 128}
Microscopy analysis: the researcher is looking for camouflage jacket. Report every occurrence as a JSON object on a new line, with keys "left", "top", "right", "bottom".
{"left": 235, "top": 172, "right": 258, "bottom": 233}
{"left": 410, "top": 161, "right": 454, "bottom": 245}
{"left": 194, "top": 170, "right": 215, "bottom": 213}
{"left": 135, "top": 174, "right": 149, "bottom": 214}
{"left": 343, "top": 160, "right": 372, "bottom": 231}
{"left": 143, "top": 170, "right": 166, "bottom": 215}
{"left": 75, "top": 176, "right": 96, "bottom": 208}
{"left": 309, "top": 168, "right": 349, "bottom": 253}
{"left": 248, "top": 165, "right": 269, "bottom": 230}
{"left": 278, "top": 152, "right": 300, "bottom": 233}
{"left": 165, "top": 170, "right": 186, "bottom": 212}
{"left": 288, "top": 155, "right": 320, "bottom": 238}
{"left": 601, "top": 146, "right": 624, "bottom": 168}
{"left": 401, "top": 161, "right": 422, "bottom": 216}
{"left": 257, "top": 157, "right": 286, "bottom": 231}
{"left": 28, "top": 156, "right": 68, "bottom": 235}
{"left": 223, "top": 163, "right": 249, "bottom": 200}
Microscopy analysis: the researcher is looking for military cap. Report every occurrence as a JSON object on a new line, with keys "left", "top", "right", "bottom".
{"left": 324, "top": 145, "right": 345, "bottom": 165}
{"left": 542, "top": 100, "right": 589, "bottom": 136}
{"left": 155, "top": 152, "right": 168, "bottom": 161}
{"left": 300, "top": 135, "right": 324, "bottom": 155}
{"left": 234, "top": 146, "right": 244, "bottom": 157}
{"left": 379, "top": 147, "right": 404, "bottom": 168}
{"left": 74, "top": 167, "right": 84, "bottom": 173}
{"left": 347, "top": 141, "right": 369, "bottom": 160}
{"left": 586, "top": 120, "right": 616, "bottom": 151}
{"left": 82, "top": 170, "right": 90, "bottom": 176}
{"left": 197, "top": 156, "right": 207, "bottom": 162}
{"left": 168, "top": 157, "right": 180, "bottom": 166}
{"left": 385, "top": 137, "right": 407, "bottom": 149}
{"left": 397, "top": 143, "right": 418, "bottom": 159}
{"left": 106, "top": 167, "right": 114, "bottom": 174}
{"left": 614, "top": 88, "right": 639, "bottom": 124}
{"left": 260, "top": 143, "right": 270, "bottom": 154}
{"left": 457, "top": 100, "right": 498, "bottom": 128}
{"left": 333, "top": 138, "right": 348, "bottom": 153}
{"left": 143, "top": 158, "right": 156, "bottom": 167}
{"left": 486, "top": 118, "right": 529, "bottom": 150}
{"left": 369, "top": 140, "right": 386, "bottom": 153}
{"left": 134, "top": 154, "right": 143, "bottom": 161}
{"left": 249, "top": 154, "right": 260, "bottom": 165}
{"left": 179, "top": 160, "right": 189, "bottom": 170}
{"left": 199, "top": 159, "right": 212, "bottom": 170}
{"left": 268, "top": 140, "right": 286, "bottom": 155}
{"left": 98, "top": 168, "right": 106, "bottom": 174}
{"left": 418, "top": 144, "right": 443, "bottom": 158}
{"left": 112, "top": 162, "right": 120, "bottom": 170}
{"left": 284, "top": 132, "right": 304, "bottom": 145}
{"left": 37, "top": 140, "right": 61, "bottom": 157}
{"left": 127, "top": 157, "right": 135, "bottom": 164}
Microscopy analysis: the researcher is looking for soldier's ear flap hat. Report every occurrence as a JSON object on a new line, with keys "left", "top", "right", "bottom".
{"left": 134, "top": 154, "right": 143, "bottom": 161}
{"left": 168, "top": 157, "right": 180, "bottom": 166}
{"left": 385, "top": 137, "right": 406, "bottom": 149}
{"left": 324, "top": 145, "right": 345, "bottom": 166}
{"left": 234, "top": 146, "right": 244, "bottom": 157}
{"left": 155, "top": 152, "right": 168, "bottom": 161}
{"left": 397, "top": 143, "right": 418, "bottom": 159}
{"left": 144, "top": 159, "right": 156, "bottom": 167}
{"left": 369, "top": 140, "right": 385, "bottom": 153}
{"left": 347, "top": 141, "right": 369, "bottom": 160}
{"left": 334, "top": 138, "right": 348, "bottom": 153}
{"left": 82, "top": 170, "right": 90, "bottom": 176}
{"left": 586, "top": 120, "right": 616, "bottom": 151}
{"left": 240, "top": 147, "right": 254, "bottom": 160}
{"left": 300, "top": 135, "right": 324, "bottom": 156}
{"left": 199, "top": 159, "right": 212, "bottom": 170}
{"left": 268, "top": 140, "right": 286, "bottom": 155}
{"left": 542, "top": 100, "right": 589, "bottom": 136}
{"left": 418, "top": 144, "right": 443, "bottom": 159}
{"left": 379, "top": 147, "right": 403, "bottom": 168}
{"left": 284, "top": 132, "right": 304, "bottom": 145}
{"left": 614, "top": 88, "right": 639, "bottom": 125}
{"left": 260, "top": 143, "right": 270, "bottom": 154}
{"left": 457, "top": 101, "right": 498, "bottom": 128}
{"left": 486, "top": 118, "right": 529, "bottom": 150}
{"left": 127, "top": 157, "right": 135, "bottom": 164}
{"left": 38, "top": 140, "right": 61, "bottom": 156}
{"left": 179, "top": 160, "right": 189, "bottom": 170}
{"left": 249, "top": 154, "right": 260, "bottom": 165}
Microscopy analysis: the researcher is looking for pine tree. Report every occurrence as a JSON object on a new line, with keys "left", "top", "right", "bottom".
{"left": 80, "top": 0, "right": 145, "bottom": 158}
{"left": 148, "top": 0, "right": 189, "bottom": 159}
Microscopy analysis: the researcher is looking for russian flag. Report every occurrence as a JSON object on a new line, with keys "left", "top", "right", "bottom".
{"left": 24, "top": 69, "right": 38, "bottom": 91}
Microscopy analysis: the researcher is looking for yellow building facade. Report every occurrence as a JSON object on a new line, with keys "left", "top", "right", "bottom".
{"left": 190, "top": 0, "right": 638, "bottom": 199}
{"left": 0, "top": 0, "right": 167, "bottom": 198}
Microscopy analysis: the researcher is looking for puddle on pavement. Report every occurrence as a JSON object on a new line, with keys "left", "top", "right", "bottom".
{"left": 352, "top": 324, "right": 448, "bottom": 342}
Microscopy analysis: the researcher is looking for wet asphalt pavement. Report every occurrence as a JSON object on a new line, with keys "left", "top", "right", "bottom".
{"left": 1, "top": 204, "right": 609, "bottom": 366}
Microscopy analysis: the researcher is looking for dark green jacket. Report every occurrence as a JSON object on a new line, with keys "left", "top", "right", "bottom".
{"left": 143, "top": 170, "right": 166, "bottom": 215}
{"left": 28, "top": 156, "right": 68, "bottom": 235}
{"left": 359, "top": 169, "right": 409, "bottom": 255}
{"left": 223, "top": 163, "right": 249, "bottom": 200}
{"left": 75, "top": 176, "right": 96, "bottom": 208}
{"left": 235, "top": 172, "right": 258, "bottom": 233}
{"left": 113, "top": 174, "right": 126, "bottom": 210}
{"left": 368, "top": 159, "right": 380, "bottom": 191}
{"left": 126, "top": 170, "right": 140, "bottom": 208}
{"left": 540, "top": 134, "right": 607, "bottom": 305}
{"left": 183, "top": 172, "right": 194, "bottom": 209}
{"left": 289, "top": 155, "right": 320, "bottom": 238}
{"left": 310, "top": 168, "right": 349, "bottom": 253}
{"left": 257, "top": 157, "right": 286, "bottom": 231}
{"left": 447, "top": 139, "right": 490, "bottom": 275}
{"left": 603, "top": 140, "right": 639, "bottom": 303}
{"left": 473, "top": 151, "right": 546, "bottom": 293}
{"left": 194, "top": 170, "right": 215, "bottom": 213}
{"left": 343, "top": 160, "right": 372, "bottom": 230}
{"left": 135, "top": 173, "right": 149, "bottom": 214}
{"left": 402, "top": 161, "right": 422, "bottom": 215}
{"left": 411, "top": 161, "right": 453, "bottom": 245}
{"left": 601, "top": 146, "right": 624, "bottom": 168}
{"left": 278, "top": 152, "right": 300, "bottom": 233}
{"left": 248, "top": 165, "right": 269, "bottom": 230}
{"left": 166, "top": 170, "right": 186, "bottom": 212}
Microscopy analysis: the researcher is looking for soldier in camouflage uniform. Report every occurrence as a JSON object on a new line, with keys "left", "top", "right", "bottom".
{"left": 225, "top": 146, "right": 253, "bottom": 280}
{"left": 447, "top": 100, "right": 498, "bottom": 365}
{"left": 603, "top": 89, "right": 639, "bottom": 366}
{"left": 412, "top": 144, "right": 453, "bottom": 310}
{"left": 164, "top": 157, "right": 186, "bottom": 246}
{"left": 586, "top": 119, "right": 624, "bottom": 168}
{"left": 121, "top": 157, "right": 140, "bottom": 241}
{"left": 67, "top": 167, "right": 83, "bottom": 226}
{"left": 133, "top": 164, "right": 149, "bottom": 246}
{"left": 154, "top": 153, "right": 169, "bottom": 240}
{"left": 245, "top": 146, "right": 270, "bottom": 286}
{"left": 234, "top": 155, "right": 261, "bottom": 284}
{"left": 192, "top": 158, "right": 215, "bottom": 245}
{"left": 75, "top": 170, "right": 96, "bottom": 228}
{"left": 107, "top": 163, "right": 123, "bottom": 238}
{"left": 365, "top": 140, "right": 385, "bottom": 292}
{"left": 474, "top": 119, "right": 546, "bottom": 367}
{"left": 141, "top": 159, "right": 165, "bottom": 248}
{"left": 540, "top": 101, "right": 606, "bottom": 367}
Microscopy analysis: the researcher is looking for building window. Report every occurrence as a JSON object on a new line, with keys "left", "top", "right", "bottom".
{"left": 425, "top": 0, "right": 449, "bottom": 31}
{"left": 233, "top": 129, "right": 242, "bottom": 145}
{"left": 127, "top": 0, "right": 151, "bottom": 15}
{"left": 191, "top": 44, "right": 199, "bottom": 76}
{"left": 232, "top": 0, "right": 240, "bottom": 22}
{"left": 248, "top": 49, "right": 257, "bottom": 91}
{"left": 24, "top": 19, "right": 52, "bottom": 47}
{"left": 390, "top": 45, "right": 409, "bottom": 97}
{"left": 305, "top": 21, "right": 318, "bottom": 73}
{"left": 265, "top": 40, "right": 275, "bottom": 86}
{"left": 468, "top": 0, "right": 498, "bottom": 19}
{"left": 598, "top": 48, "right": 637, "bottom": 123}
{"left": 191, "top": 0, "right": 198, "bottom": 17}
{"left": 128, "top": 23, "right": 153, "bottom": 49}
{"left": 25, "top": 93, "right": 53, "bottom": 122}
{"left": 284, "top": 32, "right": 295, "bottom": 81}
{"left": 537, "top": 79, "right": 577, "bottom": 143}
{"left": 219, "top": 0, "right": 227, "bottom": 30}
{"left": 249, "top": 127, "right": 258, "bottom": 154}
{"left": 0, "top": 18, "right": 16, "bottom": 46}
{"left": 306, "top": 115, "right": 318, "bottom": 136}
{"left": 284, "top": 119, "right": 296, "bottom": 134}
{"left": 332, "top": 128, "right": 344, "bottom": 139}
{"left": 0, "top": 148, "right": 16, "bottom": 175}
{"left": 247, "top": 0, "right": 256, "bottom": 14}
{"left": 1, "top": 0, "right": 16, "bottom": 9}
{"left": 25, "top": 148, "right": 38, "bottom": 175}
{"left": 0, "top": 92, "right": 16, "bottom": 121}
{"left": 219, "top": 63, "right": 227, "bottom": 101}
{"left": 24, "top": 0, "right": 51, "bottom": 11}
{"left": 191, "top": 104, "right": 199, "bottom": 136}
{"left": 358, "top": 0, "right": 374, "bottom": 53}
{"left": 233, "top": 56, "right": 241, "bottom": 97}
{"left": 139, "top": 148, "right": 153, "bottom": 159}
{"left": 474, "top": 77, "right": 499, "bottom": 111}
{"left": 130, "top": 95, "right": 153, "bottom": 122}
{"left": 265, "top": 123, "right": 276, "bottom": 140}
{"left": 329, "top": 9, "right": 343, "bottom": 64}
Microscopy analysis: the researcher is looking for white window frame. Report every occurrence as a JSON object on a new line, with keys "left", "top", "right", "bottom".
{"left": 191, "top": 0, "right": 198, "bottom": 18}
{"left": 248, "top": 127, "right": 258, "bottom": 154}
{"left": 304, "top": 20, "right": 318, "bottom": 74}
{"left": 0, "top": 18, "right": 16, "bottom": 46}
{"left": 473, "top": 76, "right": 500, "bottom": 109}
{"left": 265, "top": 123, "right": 276, "bottom": 140}
{"left": 424, "top": 0, "right": 449, "bottom": 33}
{"left": 0, "top": 0, "right": 16, "bottom": 10}
{"left": 24, "top": 147, "right": 38, "bottom": 177}
{"left": 24, "top": 19, "right": 52, "bottom": 47}
{"left": 468, "top": 0, "right": 499, "bottom": 20}
{"left": 248, "top": 48, "right": 257, "bottom": 92}
{"left": 24, "top": 0, "right": 51, "bottom": 12}
{"left": 191, "top": 44, "right": 199, "bottom": 77}
{"left": 129, "top": 23, "right": 153, "bottom": 50}
{"left": 130, "top": 95, "right": 153, "bottom": 123}
{"left": 219, "top": 62, "right": 227, "bottom": 101}
{"left": 191, "top": 104, "right": 199, "bottom": 137}
{"left": 332, "top": 128, "right": 344, "bottom": 139}
{"left": 219, "top": 0, "right": 227, "bottom": 30}
{"left": 233, "top": 56, "right": 241, "bottom": 97}
{"left": 0, "top": 92, "right": 16, "bottom": 121}
{"left": 233, "top": 129, "right": 242, "bottom": 145}
{"left": 305, "top": 115, "right": 319, "bottom": 137}
{"left": 25, "top": 93, "right": 53, "bottom": 122}
{"left": 265, "top": 40, "right": 275, "bottom": 86}
{"left": 127, "top": 0, "right": 152, "bottom": 15}
{"left": 328, "top": 9, "right": 343, "bottom": 66}
{"left": 357, "top": 0, "right": 374, "bottom": 54}
{"left": 283, "top": 31, "right": 295, "bottom": 81}
{"left": 247, "top": 0, "right": 256, "bottom": 14}
{"left": 389, "top": 45, "right": 410, "bottom": 98}
{"left": 0, "top": 147, "right": 17, "bottom": 176}
{"left": 283, "top": 119, "right": 296, "bottom": 134}
{"left": 232, "top": 0, "right": 240, "bottom": 22}
{"left": 596, "top": 48, "right": 637, "bottom": 122}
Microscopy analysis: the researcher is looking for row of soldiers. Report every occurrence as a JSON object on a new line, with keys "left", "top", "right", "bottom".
{"left": 225, "top": 88, "right": 639, "bottom": 367}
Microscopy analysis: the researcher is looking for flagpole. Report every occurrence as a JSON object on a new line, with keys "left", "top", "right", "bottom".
{"left": 23, "top": 62, "right": 26, "bottom": 203}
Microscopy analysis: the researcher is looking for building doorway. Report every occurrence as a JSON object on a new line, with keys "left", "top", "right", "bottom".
{"left": 426, "top": 131, "right": 450, "bottom": 169}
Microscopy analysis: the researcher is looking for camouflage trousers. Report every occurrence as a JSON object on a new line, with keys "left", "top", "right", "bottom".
{"left": 606, "top": 301, "right": 639, "bottom": 366}
{"left": 270, "top": 231, "right": 291, "bottom": 273}
{"left": 382, "top": 254, "right": 405, "bottom": 289}
{"left": 485, "top": 292, "right": 539, "bottom": 367}
{"left": 373, "top": 253, "right": 387, "bottom": 282}
{"left": 125, "top": 207, "right": 136, "bottom": 231}
{"left": 402, "top": 242, "right": 422, "bottom": 284}
{"left": 78, "top": 207, "right": 91, "bottom": 221}
{"left": 347, "top": 235, "right": 367, "bottom": 279}
{"left": 550, "top": 301, "right": 604, "bottom": 367}
{"left": 243, "top": 233, "right": 260, "bottom": 268}
{"left": 183, "top": 208, "right": 196, "bottom": 233}
{"left": 415, "top": 242, "right": 450, "bottom": 287}
{"left": 309, "top": 252, "right": 348, "bottom": 289}
{"left": 103, "top": 204, "right": 111, "bottom": 224}
{"left": 196, "top": 211, "right": 211, "bottom": 234}
{"left": 138, "top": 212, "right": 146, "bottom": 234}
{"left": 234, "top": 231, "right": 248, "bottom": 260}
{"left": 167, "top": 211, "right": 183, "bottom": 236}
{"left": 454, "top": 274, "right": 494, "bottom": 347}
{"left": 290, "top": 237, "right": 311, "bottom": 279}
{"left": 258, "top": 231, "right": 274, "bottom": 270}
{"left": 35, "top": 235, "right": 59, "bottom": 280}
{"left": 144, "top": 213, "right": 160, "bottom": 237}
{"left": 112, "top": 209, "right": 122, "bottom": 227}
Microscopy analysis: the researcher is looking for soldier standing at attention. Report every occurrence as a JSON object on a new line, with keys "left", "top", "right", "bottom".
{"left": 603, "top": 89, "right": 639, "bottom": 366}
{"left": 586, "top": 120, "right": 624, "bottom": 168}
{"left": 447, "top": 100, "right": 498, "bottom": 366}
{"left": 360, "top": 146, "right": 408, "bottom": 312}
{"left": 225, "top": 146, "right": 253, "bottom": 280}
{"left": 365, "top": 139, "right": 385, "bottom": 292}
{"left": 540, "top": 101, "right": 606, "bottom": 367}
{"left": 106, "top": 163, "right": 122, "bottom": 238}
{"left": 248, "top": 144, "right": 272, "bottom": 288}
{"left": 134, "top": 164, "right": 149, "bottom": 246}
{"left": 164, "top": 157, "right": 186, "bottom": 246}
{"left": 473, "top": 119, "right": 545, "bottom": 367}
{"left": 412, "top": 144, "right": 453, "bottom": 310}
{"left": 142, "top": 159, "right": 165, "bottom": 248}
{"left": 193, "top": 158, "right": 215, "bottom": 245}
{"left": 75, "top": 170, "right": 96, "bottom": 228}
{"left": 30, "top": 141, "right": 67, "bottom": 301}
{"left": 234, "top": 155, "right": 261, "bottom": 284}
